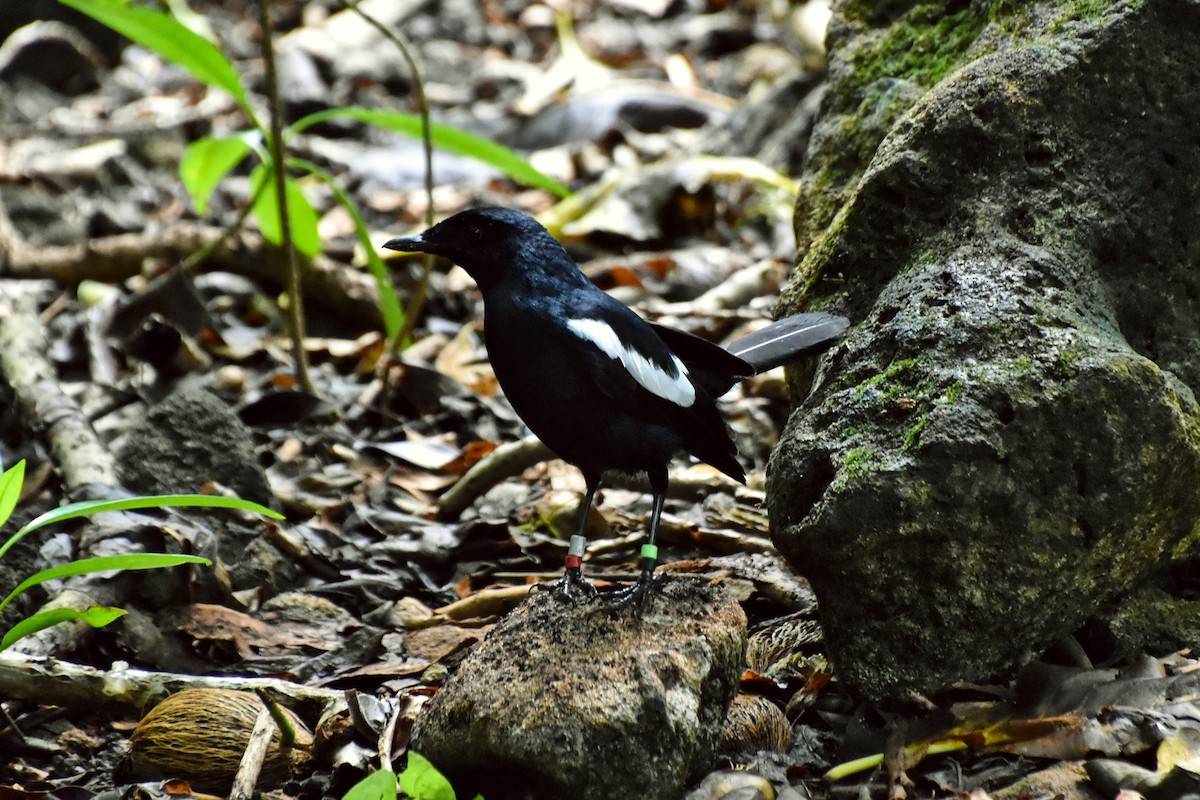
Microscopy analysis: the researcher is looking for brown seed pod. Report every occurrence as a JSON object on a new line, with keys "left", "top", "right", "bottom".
{"left": 127, "top": 688, "right": 312, "bottom": 791}
{"left": 719, "top": 693, "right": 791, "bottom": 757}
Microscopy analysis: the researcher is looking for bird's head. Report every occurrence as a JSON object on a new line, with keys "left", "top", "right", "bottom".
{"left": 383, "top": 207, "right": 571, "bottom": 292}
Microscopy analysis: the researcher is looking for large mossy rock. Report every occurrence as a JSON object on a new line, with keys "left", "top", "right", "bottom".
{"left": 768, "top": 0, "right": 1200, "bottom": 702}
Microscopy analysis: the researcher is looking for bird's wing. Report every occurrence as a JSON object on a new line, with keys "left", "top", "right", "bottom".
{"left": 563, "top": 301, "right": 743, "bottom": 479}
{"left": 647, "top": 322, "right": 753, "bottom": 398}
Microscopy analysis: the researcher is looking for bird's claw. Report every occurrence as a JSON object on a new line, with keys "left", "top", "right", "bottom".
{"left": 600, "top": 567, "right": 665, "bottom": 616}
{"left": 536, "top": 567, "right": 598, "bottom": 604}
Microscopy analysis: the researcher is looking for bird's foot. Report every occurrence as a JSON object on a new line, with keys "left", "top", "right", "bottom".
{"left": 535, "top": 567, "right": 598, "bottom": 604}
{"left": 600, "top": 563, "right": 665, "bottom": 617}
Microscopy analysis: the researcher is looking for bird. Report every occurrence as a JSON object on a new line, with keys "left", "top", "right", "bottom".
{"left": 383, "top": 207, "right": 847, "bottom": 607}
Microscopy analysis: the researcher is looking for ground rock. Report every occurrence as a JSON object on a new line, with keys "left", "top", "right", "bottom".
{"left": 411, "top": 578, "right": 746, "bottom": 800}
{"left": 119, "top": 385, "right": 271, "bottom": 506}
{"left": 768, "top": 1, "right": 1200, "bottom": 702}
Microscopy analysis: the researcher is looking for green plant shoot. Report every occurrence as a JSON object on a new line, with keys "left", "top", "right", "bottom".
{"left": 0, "top": 459, "right": 282, "bottom": 651}
{"left": 58, "top": 0, "right": 570, "bottom": 343}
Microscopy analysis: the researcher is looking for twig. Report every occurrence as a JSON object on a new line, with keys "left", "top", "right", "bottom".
{"left": 259, "top": 0, "right": 312, "bottom": 392}
{"left": 228, "top": 705, "right": 275, "bottom": 800}
{"left": 254, "top": 688, "right": 298, "bottom": 749}
{"left": 0, "top": 284, "right": 118, "bottom": 490}
{"left": 178, "top": 179, "right": 265, "bottom": 273}
{"left": 437, "top": 435, "right": 555, "bottom": 519}
{"left": 2, "top": 223, "right": 382, "bottom": 323}
{"left": 0, "top": 651, "right": 345, "bottom": 717}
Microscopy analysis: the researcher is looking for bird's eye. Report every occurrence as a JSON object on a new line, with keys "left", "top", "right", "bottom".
{"left": 466, "top": 225, "right": 483, "bottom": 242}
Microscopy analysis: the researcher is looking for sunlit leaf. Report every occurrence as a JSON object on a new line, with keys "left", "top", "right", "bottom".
{"left": 291, "top": 107, "right": 571, "bottom": 198}
{"left": 291, "top": 157, "right": 404, "bottom": 339}
{"left": 181, "top": 134, "right": 254, "bottom": 214}
{"left": 1, "top": 606, "right": 126, "bottom": 651}
{"left": 399, "top": 753, "right": 457, "bottom": 800}
{"left": 0, "top": 554, "right": 210, "bottom": 617}
{"left": 58, "top": 0, "right": 254, "bottom": 121}
{"left": 342, "top": 768, "right": 397, "bottom": 800}
{"left": 0, "top": 460, "right": 25, "bottom": 532}
{"left": 250, "top": 165, "right": 322, "bottom": 257}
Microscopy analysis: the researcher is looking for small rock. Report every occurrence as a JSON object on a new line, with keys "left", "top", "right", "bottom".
{"left": 411, "top": 577, "right": 747, "bottom": 800}
{"left": 119, "top": 385, "right": 272, "bottom": 506}
{"left": 684, "top": 770, "right": 776, "bottom": 800}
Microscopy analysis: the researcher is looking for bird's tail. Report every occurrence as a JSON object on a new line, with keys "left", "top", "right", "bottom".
{"left": 726, "top": 312, "right": 848, "bottom": 374}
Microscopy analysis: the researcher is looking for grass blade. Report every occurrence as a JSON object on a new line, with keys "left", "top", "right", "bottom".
{"left": 0, "top": 460, "right": 25, "bottom": 532}
{"left": 0, "top": 554, "right": 211, "bottom": 617}
{"left": 291, "top": 107, "right": 570, "bottom": 198}
{"left": 291, "top": 157, "right": 404, "bottom": 339}
{"left": 59, "top": 0, "right": 255, "bottom": 121}
{"left": 1, "top": 606, "right": 127, "bottom": 651}
{"left": 18, "top": 494, "right": 282, "bottom": 539}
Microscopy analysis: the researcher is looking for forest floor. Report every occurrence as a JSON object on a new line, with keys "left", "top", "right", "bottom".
{"left": 0, "top": 2, "right": 1186, "bottom": 799}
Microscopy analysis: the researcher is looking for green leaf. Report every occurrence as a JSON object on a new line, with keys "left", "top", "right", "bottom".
{"left": 58, "top": 0, "right": 255, "bottom": 122}
{"left": 0, "top": 460, "right": 25, "bottom": 531}
{"left": 343, "top": 768, "right": 397, "bottom": 800}
{"left": 0, "top": 493, "right": 277, "bottom": 580}
{"left": 1, "top": 606, "right": 126, "bottom": 651}
{"left": 250, "top": 165, "right": 322, "bottom": 257}
{"left": 181, "top": 134, "right": 253, "bottom": 214}
{"left": 290, "top": 107, "right": 571, "bottom": 198}
{"left": 290, "top": 157, "right": 404, "bottom": 339}
{"left": 0, "top": 554, "right": 210, "bottom": 617}
{"left": 18, "top": 493, "right": 282, "bottom": 539}
{"left": 399, "top": 753, "right": 457, "bottom": 800}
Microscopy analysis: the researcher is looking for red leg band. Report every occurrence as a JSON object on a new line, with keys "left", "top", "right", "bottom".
{"left": 564, "top": 554, "right": 583, "bottom": 570}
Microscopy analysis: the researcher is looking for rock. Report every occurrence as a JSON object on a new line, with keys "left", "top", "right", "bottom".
{"left": 683, "top": 770, "right": 776, "bottom": 800}
{"left": 119, "top": 386, "right": 272, "bottom": 506}
{"left": 411, "top": 578, "right": 746, "bottom": 800}
{"left": 768, "top": 0, "right": 1200, "bottom": 702}
{"left": 1083, "top": 588, "right": 1200, "bottom": 664}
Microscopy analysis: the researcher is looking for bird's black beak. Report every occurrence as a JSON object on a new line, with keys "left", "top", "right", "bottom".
{"left": 382, "top": 233, "right": 428, "bottom": 253}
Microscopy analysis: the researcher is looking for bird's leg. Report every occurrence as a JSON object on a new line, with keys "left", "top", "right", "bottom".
{"left": 541, "top": 477, "right": 600, "bottom": 602}
{"left": 605, "top": 488, "right": 667, "bottom": 615}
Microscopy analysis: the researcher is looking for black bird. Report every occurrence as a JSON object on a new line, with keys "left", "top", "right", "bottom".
{"left": 383, "top": 207, "right": 846, "bottom": 605}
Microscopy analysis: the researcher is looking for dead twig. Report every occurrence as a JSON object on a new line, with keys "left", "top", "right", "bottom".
{"left": 0, "top": 283, "right": 118, "bottom": 490}
{"left": 437, "top": 435, "right": 555, "bottom": 519}
{"left": 0, "top": 651, "right": 345, "bottom": 718}
{"left": 2, "top": 223, "right": 383, "bottom": 324}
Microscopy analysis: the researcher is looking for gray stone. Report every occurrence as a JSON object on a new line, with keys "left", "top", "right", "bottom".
{"left": 119, "top": 386, "right": 271, "bottom": 506}
{"left": 411, "top": 578, "right": 746, "bottom": 800}
{"left": 768, "top": 0, "right": 1200, "bottom": 702}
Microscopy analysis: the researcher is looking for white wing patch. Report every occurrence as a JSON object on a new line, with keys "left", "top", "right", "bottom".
{"left": 567, "top": 318, "right": 696, "bottom": 408}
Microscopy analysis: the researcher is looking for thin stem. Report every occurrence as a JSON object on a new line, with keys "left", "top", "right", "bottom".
{"left": 259, "top": 0, "right": 312, "bottom": 391}
{"left": 338, "top": 0, "right": 435, "bottom": 351}
{"left": 178, "top": 179, "right": 265, "bottom": 272}
{"left": 253, "top": 688, "right": 297, "bottom": 749}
